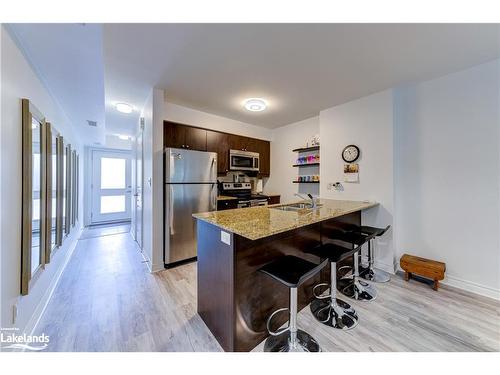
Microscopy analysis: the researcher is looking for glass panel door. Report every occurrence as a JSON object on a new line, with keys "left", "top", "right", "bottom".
{"left": 91, "top": 150, "right": 132, "bottom": 223}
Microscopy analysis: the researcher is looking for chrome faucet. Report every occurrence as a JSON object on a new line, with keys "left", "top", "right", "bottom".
{"left": 294, "top": 193, "right": 317, "bottom": 208}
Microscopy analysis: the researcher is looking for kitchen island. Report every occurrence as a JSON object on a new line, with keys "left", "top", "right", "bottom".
{"left": 193, "top": 199, "right": 378, "bottom": 351}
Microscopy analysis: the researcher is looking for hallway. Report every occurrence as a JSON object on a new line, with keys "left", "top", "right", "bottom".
{"left": 34, "top": 229, "right": 222, "bottom": 351}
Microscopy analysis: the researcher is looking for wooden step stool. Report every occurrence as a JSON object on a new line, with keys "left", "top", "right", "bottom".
{"left": 400, "top": 254, "right": 446, "bottom": 291}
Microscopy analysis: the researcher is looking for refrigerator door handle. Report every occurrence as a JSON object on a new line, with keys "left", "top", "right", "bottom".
{"left": 211, "top": 183, "right": 217, "bottom": 211}
{"left": 168, "top": 185, "right": 174, "bottom": 235}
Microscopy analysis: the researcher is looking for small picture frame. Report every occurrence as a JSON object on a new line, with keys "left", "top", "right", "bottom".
{"left": 343, "top": 163, "right": 359, "bottom": 183}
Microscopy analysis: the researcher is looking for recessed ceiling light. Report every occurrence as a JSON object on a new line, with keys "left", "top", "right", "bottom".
{"left": 244, "top": 98, "right": 267, "bottom": 112}
{"left": 115, "top": 103, "right": 133, "bottom": 114}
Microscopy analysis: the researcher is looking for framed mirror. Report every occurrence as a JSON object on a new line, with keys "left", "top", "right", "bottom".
{"left": 56, "top": 136, "right": 64, "bottom": 246}
{"left": 76, "top": 154, "right": 79, "bottom": 221}
{"left": 71, "top": 150, "right": 77, "bottom": 227}
{"left": 45, "top": 123, "right": 62, "bottom": 263}
{"left": 64, "top": 144, "right": 72, "bottom": 235}
{"left": 21, "top": 99, "right": 47, "bottom": 295}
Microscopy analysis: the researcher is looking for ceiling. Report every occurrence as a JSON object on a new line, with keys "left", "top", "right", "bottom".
{"left": 8, "top": 24, "right": 500, "bottom": 145}
{"left": 7, "top": 23, "right": 106, "bottom": 145}
{"left": 104, "top": 23, "right": 499, "bottom": 131}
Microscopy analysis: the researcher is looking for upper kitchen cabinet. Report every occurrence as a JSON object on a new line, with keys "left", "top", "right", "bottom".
{"left": 164, "top": 121, "right": 207, "bottom": 151}
{"left": 206, "top": 130, "right": 229, "bottom": 174}
{"left": 228, "top": 134, "right": 249, "bottom": 151}
{"left": 255, "top": 139, "right": 270, "bottom": 176}
{"left": 164, "top": 121, "right": 271, "bottom": 176}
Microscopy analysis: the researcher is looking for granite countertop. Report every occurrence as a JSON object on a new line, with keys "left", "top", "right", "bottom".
{"left": 217, "top": 195, "right": 238, "bottom": 201}
{"left": 193, "top": 198, "right": 378, "bottom": 240}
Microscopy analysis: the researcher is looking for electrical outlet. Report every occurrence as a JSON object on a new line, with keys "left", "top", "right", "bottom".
{"left": 12, "top": 304, "right": 18, "bottom": 325}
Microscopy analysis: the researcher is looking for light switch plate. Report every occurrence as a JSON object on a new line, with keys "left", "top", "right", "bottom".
{"left": 220, "top": 230, "right": 231, "bottom": 245}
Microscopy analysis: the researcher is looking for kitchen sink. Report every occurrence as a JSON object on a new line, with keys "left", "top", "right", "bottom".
{"left": 272, "top": 202, "right": 322, "bottom": 211}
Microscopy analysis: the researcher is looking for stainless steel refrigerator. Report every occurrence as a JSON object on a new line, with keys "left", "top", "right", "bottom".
{"left": 164, "top": 148, "right": 217, "bottom": 267}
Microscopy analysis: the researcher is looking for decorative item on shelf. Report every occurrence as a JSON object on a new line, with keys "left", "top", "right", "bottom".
{"left": 295, "top": 154, "right": 320, "bottom": 166}
{"left": 294, "top": 175, "right": 320, "bottom": 183}
{"left": 310, "top": 134, "right": 320, "bottom": 147}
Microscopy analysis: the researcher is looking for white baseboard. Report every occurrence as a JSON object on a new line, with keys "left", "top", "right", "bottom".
{"left": 24, "top": 227, "right": 83, "bottom": 339}
{"left": 139, "top": 250, "right": 153, "bottom": 272}
{"left": 442, "top": 274, "right": 500, "bottom": 301}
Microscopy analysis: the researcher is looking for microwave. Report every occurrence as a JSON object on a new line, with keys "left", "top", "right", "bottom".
{"left": 229, "top": 149, "right": 260, "bottom": 172}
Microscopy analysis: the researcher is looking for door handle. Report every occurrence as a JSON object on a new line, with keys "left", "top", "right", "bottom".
{"left": 211, "top": 184, "right": 217, "bottom": 211}
{"left": 169, "top": 185, "right": 174, "bottom": 234}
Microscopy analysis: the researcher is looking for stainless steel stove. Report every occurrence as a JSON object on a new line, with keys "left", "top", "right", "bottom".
{"left": 220, "top": 182, "right": 268, "bottom": 208}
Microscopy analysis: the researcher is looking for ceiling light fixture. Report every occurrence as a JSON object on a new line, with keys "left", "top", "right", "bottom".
{"left": 118, "top": 134, "right": 131, "bottom": 140}
{"left": 115, "top": 102, "right": 133, "bottom": 114}
{"left": 244, "top": 98, "right": 267, "bottom": 112}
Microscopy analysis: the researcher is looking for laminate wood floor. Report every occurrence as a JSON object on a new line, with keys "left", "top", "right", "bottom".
{"left": 34, "top": 231, "right": 499, "bottom": 352}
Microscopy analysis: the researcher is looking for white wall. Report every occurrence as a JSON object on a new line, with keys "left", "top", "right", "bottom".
{"left": 1, "top": 26, "right": 84, "bottom": 332}
{"left": 320, "top": 90, "right": 395, "bottom": 272}
{"left": 137, "top": 88, "right": 165, "bottom": 272}
{"left": 265, "top": 117, "right": 320, "bottom": 203}
{"left": 139, "top": 90, "right": 154, "bottom": 270}
{"left": 394, "top": 60, "right": 500, "bottom": 298}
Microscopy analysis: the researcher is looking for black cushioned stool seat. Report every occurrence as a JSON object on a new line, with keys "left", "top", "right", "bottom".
{"left": 258, "top": 255, "right": 328, "bottom": 352}
{"left": 259, "top": 255, "right": 327, "bottom": 288}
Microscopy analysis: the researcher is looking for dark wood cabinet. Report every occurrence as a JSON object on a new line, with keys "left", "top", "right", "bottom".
{"left": 184, "top": 126, "right": 207, "bottom": 151}
{"left": 267, "top": 195, "right": 280, "bottom": 205}
{"left": 164, "top": 121, "right": 207, "bottom": 151}
{"left": 254, "top": 139, "right": 270, "bottom": 176}
{"left": 164, "top": 121, "right": 271, "bottom": 176}
{"left": 217, "top": 199, "right": 238, "bottom": 211}
{"left": 228, "top": 134, "right": 248, "bottom": 151}
{"left": 164, "top": 122, "right": 185, "bottom": 149}
{"left": 207, "top": 131, "right": 230, "bottom": 174}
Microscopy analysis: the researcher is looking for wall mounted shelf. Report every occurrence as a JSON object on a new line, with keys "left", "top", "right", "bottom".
{"left": 292, "top": 146, "right": 320, "bottom": 153}
{"left": 292, "top": 163, "right": 320, "bottom": 167}
{"left": 293, "top": 181, "right": 320, "bottom": 184}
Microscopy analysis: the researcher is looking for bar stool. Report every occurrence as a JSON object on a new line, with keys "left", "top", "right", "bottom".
{"left": 306, "top": 243, "right": 360, "bottom": 330}
{"left": 357, "top": 225, "right": 392, "bottom": 283}
{"left": 259, "top": 255, "right": 329, "bottom": 352}
{"left": 333, "top": 231, "right": 378, "bottom": 302}
{"left": 329, "top": 224, "right": 392, "bottom": 283}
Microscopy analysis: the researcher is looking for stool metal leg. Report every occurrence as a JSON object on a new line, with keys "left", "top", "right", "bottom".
{"left": 338, "top": 248, "right": 378, "bottom": 302}
{"left": 311, "top": 261, "right": 359, "bottom": 330}
{"left": 360, "top": 239, "right": 391, "bottom": 283}
{"left": 264, "top": 287, "right": 321, "bottom": 352}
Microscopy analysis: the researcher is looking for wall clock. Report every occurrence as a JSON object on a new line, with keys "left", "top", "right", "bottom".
{"left": 342, "top": 144, "right": 360, "bottom": 163}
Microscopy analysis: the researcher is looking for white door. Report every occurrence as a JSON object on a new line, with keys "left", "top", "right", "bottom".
{"left": 91, "top": 150, "right": 132, "bottom": 224}
{"left": 134, "top": 130, "right": 143, "bottom": 248}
